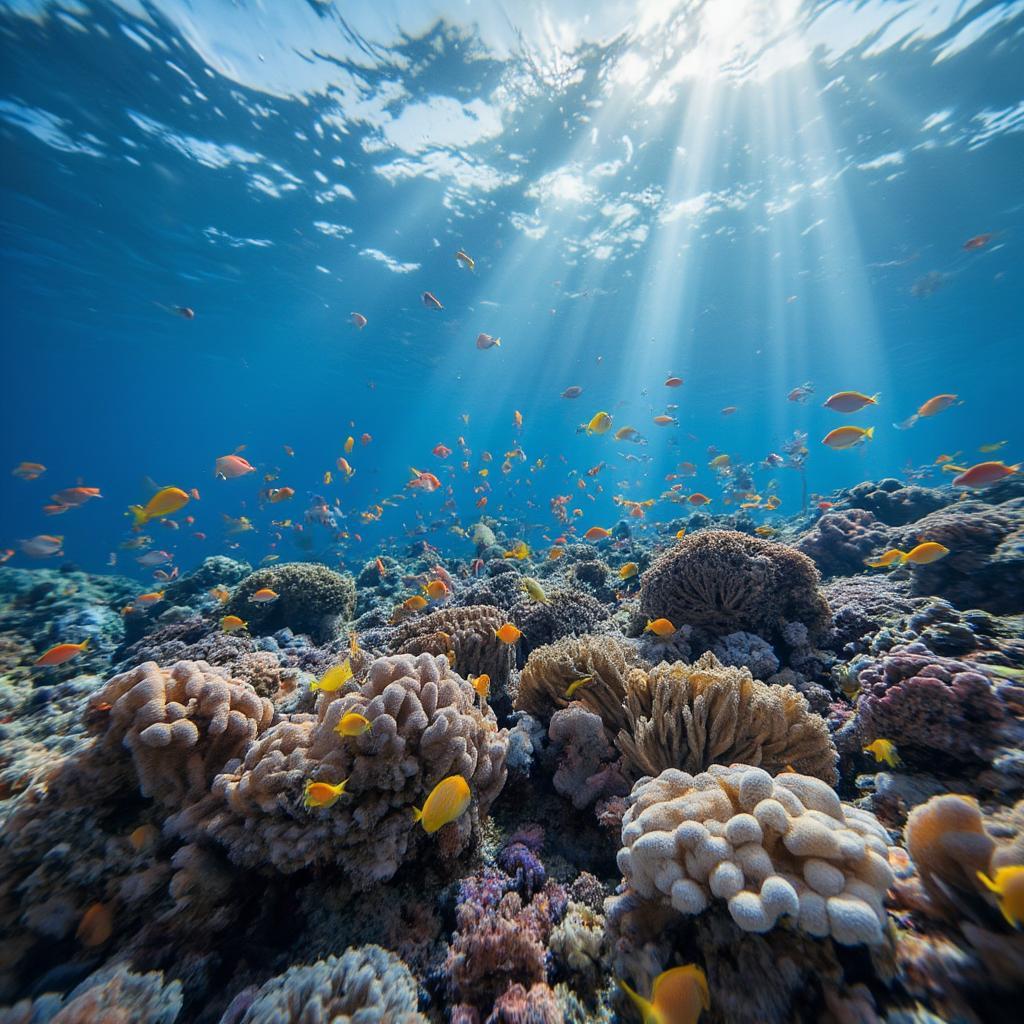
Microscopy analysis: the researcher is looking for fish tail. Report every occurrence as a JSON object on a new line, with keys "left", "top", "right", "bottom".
{"left": 411, "top": 806, "right": 423, "bottom": 823}
{"left": 864, "top": 426, "right": 875, "bottom": 440}
{"left": 870, "top": 392, "right": 881, "bottom": 404}
{"left": 128, "top": 505, "right": 149, "bottom": 527}
{"left": 976, "top": 870, "right": 999, "bottom": 894}
{"left": 617, "top": 980, "right": 651, "bottom": 1021}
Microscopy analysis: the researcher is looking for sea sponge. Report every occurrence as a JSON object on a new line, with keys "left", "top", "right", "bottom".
{"left": 223, "top": 945, "right": 426, "bottom": 1024}
{"left": 514, "top": 633, "right": 635, "bottom": 733}
{"left": 393, "top": 605, "right": 514, "bottom": 694}
{"left": 225, "top": 562, "right": 356, "bottom": 641}
{"left": 615, "top": 653, "right": 838, "bottom": 784}
{"left": 639, "top": 530, "right": 831, "bottom": 644}
{"left": 168, "top": 653, "right": 508, "bottom": 887}
{"left": 616, "top": 764, "right": 894, "bottom": 945}
{"left": 511, "top": 590, "right": 610, "bottom": 655}
{"left": 88, "top": 660, "right": 274, "bottom": 808}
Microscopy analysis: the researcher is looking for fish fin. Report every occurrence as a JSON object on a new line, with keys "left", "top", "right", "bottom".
{"left": 411, "top": 805, "right": 423, "bottom": 822}
{"left": 128, "top": 505, "right": 148, "bottom": 527}
{"left": 864, "top": 426, "right": 875, "bottom": 440}
{"left": 976, "top": 870, "right": 1000, "bottom": 894}
{"left": 870, "top": 392, "right": 881, "bottom": 404}
{"left": 617, "top": 980, "right": 653, "bottom": 1022}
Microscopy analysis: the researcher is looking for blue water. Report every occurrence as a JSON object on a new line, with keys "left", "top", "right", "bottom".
{"left": 1, "top": 0, "right": 1022, "bottom": 578}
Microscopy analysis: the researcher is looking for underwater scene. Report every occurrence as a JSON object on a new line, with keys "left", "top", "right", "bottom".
{"left": 1, "top": 0, "right": 1023, "bottom": 1021}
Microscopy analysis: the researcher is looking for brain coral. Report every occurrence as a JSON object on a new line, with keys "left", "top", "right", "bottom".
{"left": 794, "top": 509, "right": 894, "bottom": 579}
{"left": 616, "top": 653, "right": 838, "bottom": 784}
{"left": 514, "top": 633, "right": 635, "bottom": 733}
{"left": 224, "top": 945, "right": 426, "bottom": 1024}
{"left": 168, "top": 652, "right": 508, "bottom": 887}
{"left": 89, "top": 660, "right": 274, "bottom": 808}
{"left": 225, "top": 562, "right": 356, "bottom": 641}
{"left": 639, "top": 530, "right": 831, "bottom": 644}
{"left": 616, "top": 764, "right": 894, "bottom": 945}
{"left": 392, "top": 605, "right": 514, "bottom": 695}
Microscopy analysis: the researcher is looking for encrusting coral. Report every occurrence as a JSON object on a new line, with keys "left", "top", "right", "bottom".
{"left": 616, "top": 653, "right": 838, "bottom": 784}
{"left": 168, "top": 652, "right": 508, "bottom": 886}
{"left": 225, "top": 562, "right": 356, "bottom": 641}
{"left": 89, "top": 660, "right": 275, "bottom": 809}
{"left": 614, "top": 764, "right": 894, "bottom": 944}
{"left": 639, "top": 530, "right": 832, "bottom": 644}
{"left": 220, "top": 944, "right": 427, "bottom": 1024}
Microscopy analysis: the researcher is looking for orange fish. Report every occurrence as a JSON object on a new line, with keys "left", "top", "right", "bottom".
{"left": 664, "top": 376, "right": 684, "bottom": 387}
{"left": 215, "top": 455, "right": 255, "bottom": 479}
{"left": 11, "top": 461, "right": 46, "bottom": 480}
{"left": 963, "top": 233, "right": 992, "bottom": 250}
{"left": 51, "top": 486, "right": 102, "bottom": 507}
{"left": 35, "top": 639, "right": 89, "bottom": 666}
{"left": 433, "top": 444, "right": 452, "bottom": 459}
{"left": 653, "top": 415, "right": 677, "bottom": 426}
{"left": 584, "top": 526, "right": 612, "bottom": 540}
{"left": 361, "top": 433, "right": 372, "bottom": 446}
{"left": 76, "top": 902, "right": 113, "bottom": 947}
{"left": 268, "top": 487, "right": 295, "bottom": 503}
{"left": 688, "top": 493, "right": 711, "bottom": 505}
{"left": 408, "top": 467, "right": 442, "bottom": 492}
{"left": 952, "top": 461, "right": 1019, "bottom": 488}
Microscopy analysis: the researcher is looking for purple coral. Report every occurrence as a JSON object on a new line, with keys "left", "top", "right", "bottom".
{"left": 795, "top": 508, "right": 892, "bottom": 579}
{"left": 857, "top": 643, "right": 1023, "bottom": 764}
{"left": 547, "top": 705, "right": 629, "bottom": 809}
{"left": 497, "top": 826, "right": 547, "bottom": 899}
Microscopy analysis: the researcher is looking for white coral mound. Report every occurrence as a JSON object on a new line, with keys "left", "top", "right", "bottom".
{"left": 616, "top": 764, "right": 894, "bottom": 945}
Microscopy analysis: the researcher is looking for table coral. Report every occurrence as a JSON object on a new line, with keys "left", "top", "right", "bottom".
{"left": 168, "top": 652, "right": 508, "bottom": 887}
{"left": 616, "top": 653, "right": 838, "bottom": 784}
{"left": 225, "top": 562, "right": 356, "bottom": 641}
{"left": 89, "top": 659, "right": 274, "bottom": 808}
{"left": 222, "top": 944, "right": 426, "bottom": 1024}
{"left": 639, "top": 530, "right": 831, "bottom": 644}
{"left": 615, "top": 764, "right": 894, "bottom": 944}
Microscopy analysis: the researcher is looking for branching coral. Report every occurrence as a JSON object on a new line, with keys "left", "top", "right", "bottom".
{"left": 168, "top": 653, "right": 508, "bottom": 887}
{"left": 89, "top": 660, "right": 274, "bottom": 808}
{"left": 393, "top": 605, "right": 514, "bottom": 694}
{"left": 856, "top": 643, "right": 1024, "bottom": 765}
{"left": 225, "top": 562, "right": 356, "bottom": 641}
{"left": 223, "top": 945, "right": 427, "bottom": 1024}
{"left": 615, "top": 764, "right": 894, "bottom": 944}
{"left": 639, "top": 530, "right": 831, "bottom": 643}
{"left": 615, "top": 653, "right": 838, "bottom": 784}
{"left": 515, "top": 634, "right": 634, "bottom": 733}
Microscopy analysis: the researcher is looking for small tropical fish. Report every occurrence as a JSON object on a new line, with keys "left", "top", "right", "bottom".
{"left": 495, "top": 623, "right": 522, "bottom": 644}
{"left": 455, "top": 249, "right": 475, "bottom": 270}
{"left": 209, "top": 585, "right": 230, "bottom": 604}
{"left": 976, "top": 866, "right": 1024, "bottom": 929}
{"left": 895, "top": 393, "right": 962, "bottom": 430}
{"left": 470, "top": 674, "right": 490, "bottom": 699}
{"left": 864, "top": 549, "right": 907, "bottom": 568}
{"left": 422, "top": 291, "right": 443, "bottom": 310}
{"left": 312, "top": 660, "right": 354, "bottom": 693}
{"left": 586, "top": 411, "right": 613, "bottom": 435}
{"left": 675, "top": 529, "right": 687, "bottom": 539}
{"left": 215, "top": 454, "right": 255, "bottom": 479}
{"left": 335, "top": 712, "right": 371, "bottom": 737}
{"left": 979, "top": 441, "right": 1008, "bottom": 453}
{"left": 566, "top": 676, "right": 593, "bottom": 698}
{"left": 721, "top": 406, "right": 737, "bottom": 416}
{"left": 408, "top": 467, "right": 443, "bottom": 492}
{"left": 653, "top": 415, "right": 677, "bottom": 426}
{"left": 645, "top": 618, "right": 676, "bottom": 637}
{"left": 424, "top": 579, "right": 449, "bottom": 601}
{"left": 350, "top": 312, "right": 367, "bottom": 329}
{"left": 221, "top": 615, "right": 247, "bottom": 633}
{"left": 268, "top": 486, "right": 295, "bottom": 502}
{"left": 476, "top": 333, "right": 501, "bottom": 349}
{"left": 403, "top": 595, "right": 428, "bottom": 612}
{"left": 136, "top": 591, "right": 165, "bottom": 606}
{"left": 303, "top": 778, "right": 349, "bottom": 809}
{"left": 619, "top": 562, "right": 639, "bottom": 580}
{"left": 953, "top": 461, "right": 1019, "bottom": 488}
{"left": 76, "top": 902, "right": 114, "bottom": 948}
{"left": 11, "top": 461, "right": 46, "bottom": 480}
{"left": 688, "top": 493, "right": 711, "bottom": 505}
{"left": 504, "top": 540, "right": 530, "bottom": 560}
{"left": 251, "top": 587, "right": 279, "bottom": 603}
{"left": 754, "top": 526, "right": 776, "bottom": 537}
{"left": 822, "top": 425, "right": 874, "bottom": 450}
{"left": 823, "top": 391, "right": 879, "bottom": 413}
{"left": 584, "top": 526, "right": 612, "bottom": 540}
{"left": 20, "top": 534, "right": 64, "bottom": 558}
{"left": 942, "top": 463, "right": 968, "bottom": 473}
{"left": 618, "top": 964, "right": 710, "bottom": 1024}
{"left": 522, "top": 577, "right": 549, "bottom": 604}
{"left": 136, "top": 550, "right": 173, "bottom": 567}
{"left": 129, "top": 824, "right": 160, "bottom": 852}
{"left": 863, "top": 738, "right": 901, "bottom": 767}
{"left": 664, "top": 376, "right": 684, "bottom": 387}
{"left": 412, "top": 775, "right": 471, "bottom": 833}
{"left": 902, "top": 542, "right": 950, "bottom": 565}
{"left": 561, "top": 386, "right": 583, "bottom": 399}
{"left": 35, "top": 639, "right": 89, "bottom": 666}
{"left": 788, "top": 382, "right": 814, "bottom": 403}
{"left": 709, "top": 454, "right": 730, "bottom": 468}
{"left": 963, "top": 233, "right": 993, "bottom": 250}
{"left": 548, "top": 546, "right": 564, "bottom": 560}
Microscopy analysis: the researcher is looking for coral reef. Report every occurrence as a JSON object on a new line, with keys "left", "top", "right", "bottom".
{"left": 614, "top": 764, "right": 894, "bottom": 944}
{"left": 225, "top": 562, "right": 356, "bottom": 641}
{"left": 548, "top": 705, "right": 629, "bottom": 809}
{"left": 511, "top": 590, "right": 610, "bottom": 655}
{"left": 795, "top": 509, "right": 893, "bottom": 579}
{"left": 845, "top": 478, "right": 951, "bottom": 526}
{"left": 639, "top": 530, "right": 831, "bottom": 644}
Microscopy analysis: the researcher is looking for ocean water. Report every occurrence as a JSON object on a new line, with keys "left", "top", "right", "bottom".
{"left": 2, "top": 0, "right": 1022, "bottom": 574}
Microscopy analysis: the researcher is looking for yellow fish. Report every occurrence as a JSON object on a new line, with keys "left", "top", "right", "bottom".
{"left": 566, "top": 676, "right": 592, "bottom": 698}
{"left": 675, "top": 529, "right": 687, "bottom": 539}
{"left": 303, "top": 778, "right": 349, "bottom": 809}
{"left": 864, "top": 548, "right": 906, "bottom": 568}
{"left": 495, "top": 623, "right": 522, "bottom": 644}
{"left": 618, "top": 964, "right": 710, "bottom": 1024}
{"left": 403, "top": 595, "right": 428, "bottom": 612}
{"left": 822, "top": 425, "right": 874, "bottom": 450}
{"left": 335, "top": 712, "right": 371, "bottom": 737}
{"left": 754, "top": 526, "right": 776, "bottom": 537}
{"left": 323, "top": 470, "right": 332, "bottom": 485}
{"left": 645, "top": 618, "right": 676, "bottom": 638}
{"left": 863, "top": 738, "right": 901, "bottom": 768}
{"left": 979, "top": 441, "right": 1008, "bottom": 453}
{"left": 220, "top": 615, "right": 247, "bottom": 633}
{"left": 345, "top": 436, "right": 355, "bottom": 454}
{"left": 412, "top": 774, "right": 471, "bottom": 834}
{"left": 504, "top": 541, "right": 530, "bottom": 560}
{"left": 423, "top": 579, "right": 449, "bottom": 601}
{"left": 901, "top": 542, "right": 950, "bottom": 565}
{"left": 709, "top": 454, "right": 730, "bottom": 468}
{"left": 128, "top": 486, "right": 189, "bottom": 528}
{"left": 586, "top": 411, "right": 613, "bottom": 435}
{"left": 548, "top": 546, "right": 564, "bottom": 560}
{"left": 614, "top": 426, "right": 639, "bottom": 441}
{"left": 311, "top": 659, "right": 354, "bottom": 693}
{"left": 470, "top": 674, "right": 490, "bottom": 699}
{"left": 522, "top": 577, "right": 549, "bottom": 604}
{"left": 976, "top": 865, "right": 1024, "bottom": 929}
{"left": 942, "top": 463, "right": 968, "bottom": 473}
{"left": 618, "top": 562, "right": 639, "bottom": 580}
{"left": 251, "top": 587, "right": 279, "bottom": 603}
